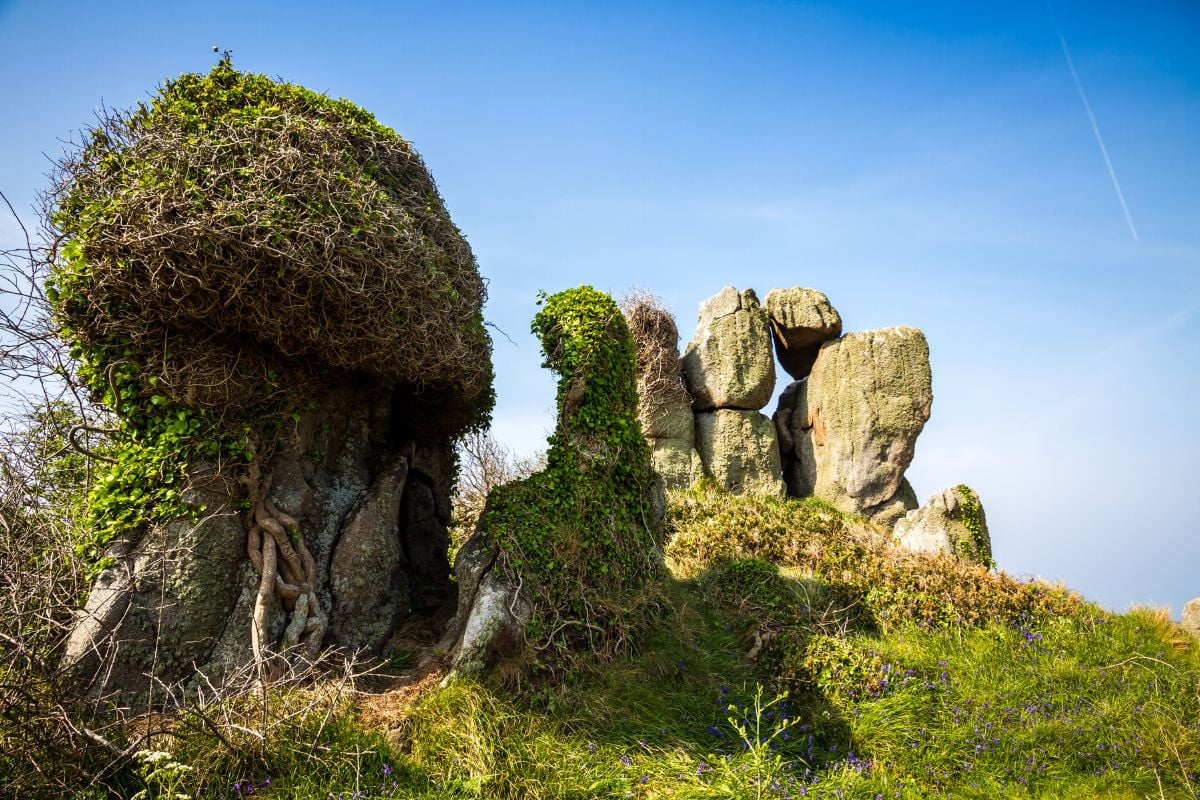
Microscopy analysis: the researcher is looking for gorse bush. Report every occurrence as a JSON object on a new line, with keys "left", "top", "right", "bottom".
{"left": 481, "top": 286, "right": 664, "bottom": 658}
{"left": 668, "top": 484, "right": 1083, "bottom": 632}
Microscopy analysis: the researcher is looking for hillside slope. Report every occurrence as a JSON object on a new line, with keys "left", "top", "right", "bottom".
{"left": 59, "top": 486, "right": 1195, "bottom": 800}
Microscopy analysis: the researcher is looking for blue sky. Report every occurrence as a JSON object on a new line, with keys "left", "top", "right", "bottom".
{"left": 2, "top": 1, "right": 1197, "bottom": 615}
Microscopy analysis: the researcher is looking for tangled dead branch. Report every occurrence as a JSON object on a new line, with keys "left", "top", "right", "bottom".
{"left": 46, "top": 56, "right": 493, "bottom": 433}
{"left": 619, "top": 289, "right": 690, "bottom": 430}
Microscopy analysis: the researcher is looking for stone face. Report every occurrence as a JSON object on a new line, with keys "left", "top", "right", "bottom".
{"left": 329, "top": 453, "right": 412, "bottom": 651}
{"left": 788, "top": 327, "right": 932, "bottom": 525}
{"left": 764, "top": 287, "right": 842, "bottom": 380}
{"left": 649, "top": 437, "right": 704, "bottom": 490}
{"left": 894, "top": 486, "right": 991, "bottom": 565}
{"left": 1182, "top": 598, "right": 1200, "bottom": 638}
{"left": 695, "top": 409, "right": 785, "bottom": 497}
{"left": 682, "top": 287, "right": 776, "bottom": 411}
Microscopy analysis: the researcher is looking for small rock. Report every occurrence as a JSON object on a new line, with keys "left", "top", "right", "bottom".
{"left": 1183, "top": 598, "right": 1200, "bottom": 638}
{"left": 440, "top": 533, "right": 530, "bottom": 676}
{"left": 682, "top": 287, "right": 776, "bottom": 411}
{"left": 764, "top": 287, "right": 842, "bottom": 380}
{"left": 695, "top": 409, "right": 785, "bottom": 496}
{"left": 894, "top": 485, "right": 991, "bottom": 565}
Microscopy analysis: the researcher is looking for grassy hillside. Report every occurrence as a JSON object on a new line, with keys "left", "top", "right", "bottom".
{"left": 25, "top": 487, "right": 1200, "bottom": 799}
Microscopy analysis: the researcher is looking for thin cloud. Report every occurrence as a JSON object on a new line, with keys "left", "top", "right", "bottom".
{"left": 1051, "top": 12, "right": 1140, "bottom": 241}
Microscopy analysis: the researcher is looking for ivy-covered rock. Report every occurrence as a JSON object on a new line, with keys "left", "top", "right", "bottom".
{"left": 894, "top": 485, "right": 992, "bottom": 566}
{"left": 443, "top": 287, "right": 665, "bottom": 674}
{"left": 51, "top": 59, "right": 489, "bottom": 700}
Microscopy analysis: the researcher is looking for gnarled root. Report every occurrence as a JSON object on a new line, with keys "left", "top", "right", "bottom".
{"left": 240, "top": 454, "right": 325, "bottom": 684}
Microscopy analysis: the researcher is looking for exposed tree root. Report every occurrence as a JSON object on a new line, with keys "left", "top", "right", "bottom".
{"left": 240, "top": 451, "right": 326, "bottom": 684}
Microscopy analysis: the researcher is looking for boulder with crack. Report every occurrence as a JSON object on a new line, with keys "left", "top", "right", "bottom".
{"left": 782, "top": 327, "right": 932, "bottom": 527}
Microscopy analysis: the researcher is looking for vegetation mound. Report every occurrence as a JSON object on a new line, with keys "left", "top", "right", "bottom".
{"left": 48, "top": 55, "right": 492, "bottom": 429}
{"left": 478, "top": 286, "right": 663, "bottom": 660}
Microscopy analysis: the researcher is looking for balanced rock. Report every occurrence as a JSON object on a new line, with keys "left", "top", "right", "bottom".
{"left": 764, "top": 287, "right": 842, "bottom": 380}
{"left": 695, "top": 409, "right": 785, "bottom": 497}
{"left": 894, "top": 485, "right": 991, "bottom": 565}
{"left": 786, "top": 327, "right": 932, "bottom": 525}
{"left": 683, "top": 287, "right": 775, "bottom": 411}
{"left": 1183, "top": 598, "right": 1200, "bottom": 638}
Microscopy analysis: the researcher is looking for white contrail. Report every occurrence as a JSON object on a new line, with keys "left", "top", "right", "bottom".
{"left": 1055, "top": 26, "right": 1139, "bottom": 241}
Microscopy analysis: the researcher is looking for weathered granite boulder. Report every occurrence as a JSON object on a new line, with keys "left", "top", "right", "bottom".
{"left": 650, "top": 437, "right": 705, "bottom": 490}
{"left": 1182, "top": 598, "right": 1200, "bottom": 638}
{"left": 785, "top": 327, "right": 932, "bottom": 526}
{"left": 438, "top": 530, "right": 530, "bottom": 677}
{"left": 764, "top": 287, "right": 842, "bottom": 380}
{"left": 63, "top": 382, "right": 458, "bottom": 702}
{"left": 894, "top": 485, "right": 991, "bottom": 565}
{"left": 695, "top": 409, "right": 785, "bottom": 497}
{"left": 683, "top": 287, "right": 775, "bottom": 411}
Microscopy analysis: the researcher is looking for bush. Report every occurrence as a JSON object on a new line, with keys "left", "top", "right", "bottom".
{"left": 668, "top": 485, "right": 1084, "bottom": 634}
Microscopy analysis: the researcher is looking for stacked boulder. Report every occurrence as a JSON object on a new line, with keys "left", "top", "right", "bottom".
{"left": 682, "top": 288, "right": 784, "bottom": 497}
{"left": 629, "top": 282, "right": 990, "bottom": 566}
{"left": 767, "top": 287, "right": 989, "bottom": 564}
{"left": 774, "top": 322, "right": 931, "bottom": 529}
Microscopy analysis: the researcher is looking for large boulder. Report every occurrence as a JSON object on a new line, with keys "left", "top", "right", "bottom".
{"left": 786, "top": 327, "right": 932, "bottom": 525}
{"left": 695, "top": 409, "right": 785, "bottom": 497}
{"left": 764, "top": 287, "right": 842, "bottom": 380}
{"left": 1183, "top": 598, "right": 1200, "bottom": 638}
{"left": 682, "top": 287, "right": 775, "bottom": 411}
{"left": 894, "top": 485, "right": 991, "bottom": 565}
{"left": 64, "top": 383, "right": 459, "bottom": 701}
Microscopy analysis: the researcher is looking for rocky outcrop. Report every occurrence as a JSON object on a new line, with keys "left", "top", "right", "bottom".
{"left": 63, "top": 381, "right": 458, "bottom": 702}
{"left": 1183, "top": 598, "right": 1200, "bottom": 638}
{"left": 695, "top": 410, "right": 785, "bottom": 497}
{"left": 778, "top": 327, "right": 932, "bottom": 526}
{"left": 683, "top": 287, "right": 776, "bottom": 412}
{"left": 764, "top": 287, "right": 842, "bottom": 380}
{"left": 894, "top": 485, "right": 991, "bottom": 565}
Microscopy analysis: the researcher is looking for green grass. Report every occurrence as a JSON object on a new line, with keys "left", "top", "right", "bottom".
{"left": 26, "top": 490, "right": 1200, "bottom": 799}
